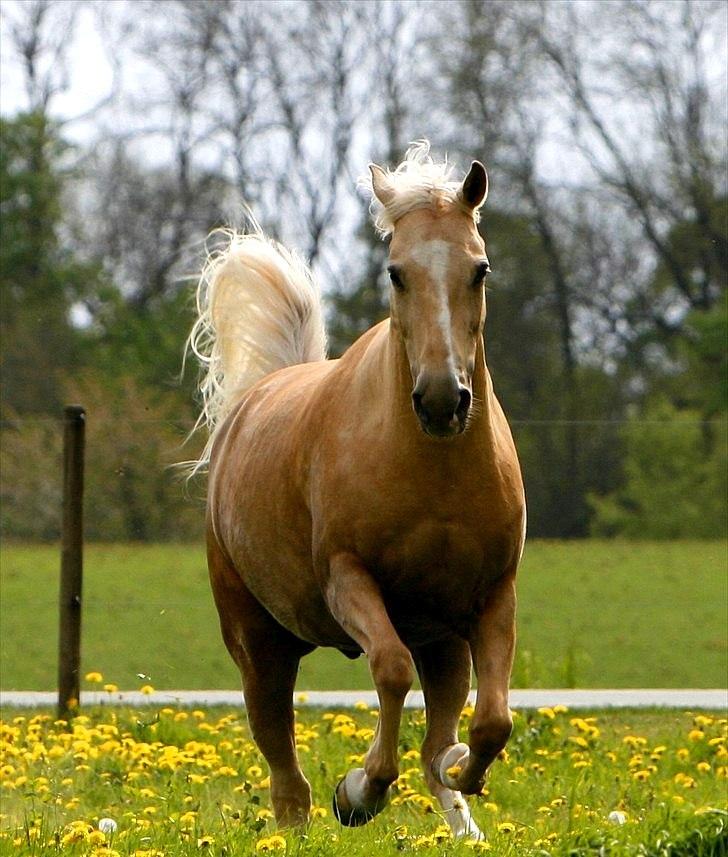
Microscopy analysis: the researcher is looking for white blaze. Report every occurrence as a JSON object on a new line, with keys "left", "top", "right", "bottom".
{"left": 409, "top": 239, "right": 455, "bottom": 366}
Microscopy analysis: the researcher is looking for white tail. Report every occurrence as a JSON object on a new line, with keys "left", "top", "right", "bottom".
{"left": 186, "top": 227, "right": 327, "bottom": 473}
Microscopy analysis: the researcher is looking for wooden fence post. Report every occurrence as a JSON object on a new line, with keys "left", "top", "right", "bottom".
{"left": 58, "top": 405, "right": 85, "bottom": 720}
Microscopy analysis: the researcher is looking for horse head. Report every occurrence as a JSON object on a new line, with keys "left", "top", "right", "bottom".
{"left": 369, "top": 154, "right": 490, "bottom": 438}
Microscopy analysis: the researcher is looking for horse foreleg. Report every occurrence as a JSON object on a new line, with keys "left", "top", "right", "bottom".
{"left": 325, "top": 552, "right": 415, "bottom": 826}
{"left": 208, "top": 542, "right": 313, "bottom": 826}
{"left": 432, "top": 571, "right": 516, "bottom": 796}
{"left": 415, "top": 637, "right": 482, "bottom": 839}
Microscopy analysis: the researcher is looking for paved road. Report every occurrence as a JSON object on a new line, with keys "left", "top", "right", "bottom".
{"left": 1, "top": 689, "right": 725, "bottom": 709}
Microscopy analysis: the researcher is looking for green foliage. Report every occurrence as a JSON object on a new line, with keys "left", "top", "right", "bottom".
{"left": 673, "top": 302, "right": 728, "bottom": 418}
{"left": 0, "top": 113, "right": 103, "bottom": 415}
{"left": 0, "top": 377, "right": 203, "bottom": 543}
{"left": 0, "top": 416, "right": 61, "bottom": 541}
{"left": 64, "top": 374, "right": 203, "bottom": 542}
{"left": 590, "top": 400, "right": 727, "bottom": 539}
{"left": 484, "top": 211, "right": 625, "bottom": 537}
{"left": 326, "top": 220, "right": 389, "bottom": 357}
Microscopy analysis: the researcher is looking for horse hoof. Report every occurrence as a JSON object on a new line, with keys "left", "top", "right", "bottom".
{"left": 434, "top": 742, "right": 471, "bottom": 790}
{"left": 332, "top": 772, "right": 389, "bottom": 827}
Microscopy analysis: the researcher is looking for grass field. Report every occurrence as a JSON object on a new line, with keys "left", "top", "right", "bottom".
{"left": 0, "top": 704, "right": 726, "bottom": 856}
{"left": 0, "top": 541, "right": 726, "bottom": 692}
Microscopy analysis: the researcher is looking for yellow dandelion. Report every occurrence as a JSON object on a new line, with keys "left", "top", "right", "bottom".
{"left": 538, "top": 707, "right": 556, "bottom": 719}
{"left": 433, "top": 824, "right": 451, "bottom": 842}
{"left": 139, "top": 684, "right": 155, "bottom": 695}
{"left": 85, "top": 672, "right": 103, "bottom": 683}
{"left": 497, "top": 821, "right": 517, "bottom": 834}
{"left": 256, "top": 834, "right": 287, "bottom": 853}
{"left": 104, "top": 684, "right": 119, "bottom": 693}
{"left": 310, "top": 806, "right": 328, "bottom": 818}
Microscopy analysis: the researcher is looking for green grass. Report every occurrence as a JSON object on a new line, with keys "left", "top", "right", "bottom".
{"left": 0, "top": 541, "right": 725, "bottom": 692}
{"left": 0, "top": 705, "right": 726, "bottom": 856}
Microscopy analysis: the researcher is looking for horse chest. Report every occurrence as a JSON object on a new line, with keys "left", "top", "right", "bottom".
{"left": 360, "top": 509, "right": 517, "bottom": 614}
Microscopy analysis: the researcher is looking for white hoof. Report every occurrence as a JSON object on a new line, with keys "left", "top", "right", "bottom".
{"left": 435, "top": 742, "right": 470, "bottom": 790}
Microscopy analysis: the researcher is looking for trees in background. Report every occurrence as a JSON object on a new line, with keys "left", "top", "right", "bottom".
{"left": 1, "top": 0, "right": 725, "bottom": 540}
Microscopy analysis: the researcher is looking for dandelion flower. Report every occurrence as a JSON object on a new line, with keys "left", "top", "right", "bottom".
{"left": 256, "top": 834, "right": 287, "bottom": 853}
{"left": 85, "top": 672, "right": 103, "bottom": 683}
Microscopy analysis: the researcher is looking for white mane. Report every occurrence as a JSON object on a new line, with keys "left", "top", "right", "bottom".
{"left": 360, "top": 140, "right": 481, "bottom": 238}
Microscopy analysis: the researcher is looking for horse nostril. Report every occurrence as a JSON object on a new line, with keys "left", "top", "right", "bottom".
{"left": 456, "top": 388, "right": 471, "bottom": 419}
{"left": 411, "top": 391, "right": 425, "bottom": 420}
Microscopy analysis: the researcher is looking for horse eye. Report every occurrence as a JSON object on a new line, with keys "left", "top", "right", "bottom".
{"left": 388, "top": 266, "right": 405, "bottom": 291}
{"left": 472, "top": 261, "right": 491, "bottom": 287}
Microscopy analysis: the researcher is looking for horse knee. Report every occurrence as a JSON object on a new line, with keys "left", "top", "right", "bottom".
{"left": 370, "top": 646, "right": 415, "bottom": 698}
{"left": 469, "top": 713, "right": 512, "bottom": 759}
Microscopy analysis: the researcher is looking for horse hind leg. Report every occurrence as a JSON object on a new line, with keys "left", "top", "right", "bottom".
{"left": 208, "top": 539, "right": 314, "bottom": 826}
{"left": 415, "top": 636, "right": 482, "bottom": 840}
{"left": 324, "top": 553, "right": 415, "bottom": 826}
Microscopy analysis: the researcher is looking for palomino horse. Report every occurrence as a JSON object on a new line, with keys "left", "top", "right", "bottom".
{"left": 188, "top": 142, "right": 525, "bottom": 839}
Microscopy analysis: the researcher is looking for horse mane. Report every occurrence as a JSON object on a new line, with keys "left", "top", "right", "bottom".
{"left": 360, "top": 139, "right": 481, "bottom": 238}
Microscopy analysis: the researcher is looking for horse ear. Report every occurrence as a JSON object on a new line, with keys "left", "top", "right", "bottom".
{"left": 461, "top": 160, "right": 489, "bottom": 209}
{"left": 369, "top": 163, "right": 396, "bottom": 206}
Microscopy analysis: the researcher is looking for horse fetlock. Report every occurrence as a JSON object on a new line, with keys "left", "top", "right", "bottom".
{"left": 270, "top": 773, "right": 311, "bottom": 827}
{"left": 468, "top": 714, "right": 513, "bottom": 759}
{"left": 332, "top": 767, "right": 390, "bottom": 827}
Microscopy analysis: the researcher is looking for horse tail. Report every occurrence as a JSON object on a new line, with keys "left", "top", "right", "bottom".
{"left": 185, "top": 226, "right": 327, "bottom": 474}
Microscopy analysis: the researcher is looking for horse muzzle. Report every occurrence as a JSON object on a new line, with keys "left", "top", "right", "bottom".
{"left": 411, "top": 373, "right": 472, "bottom": 438}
